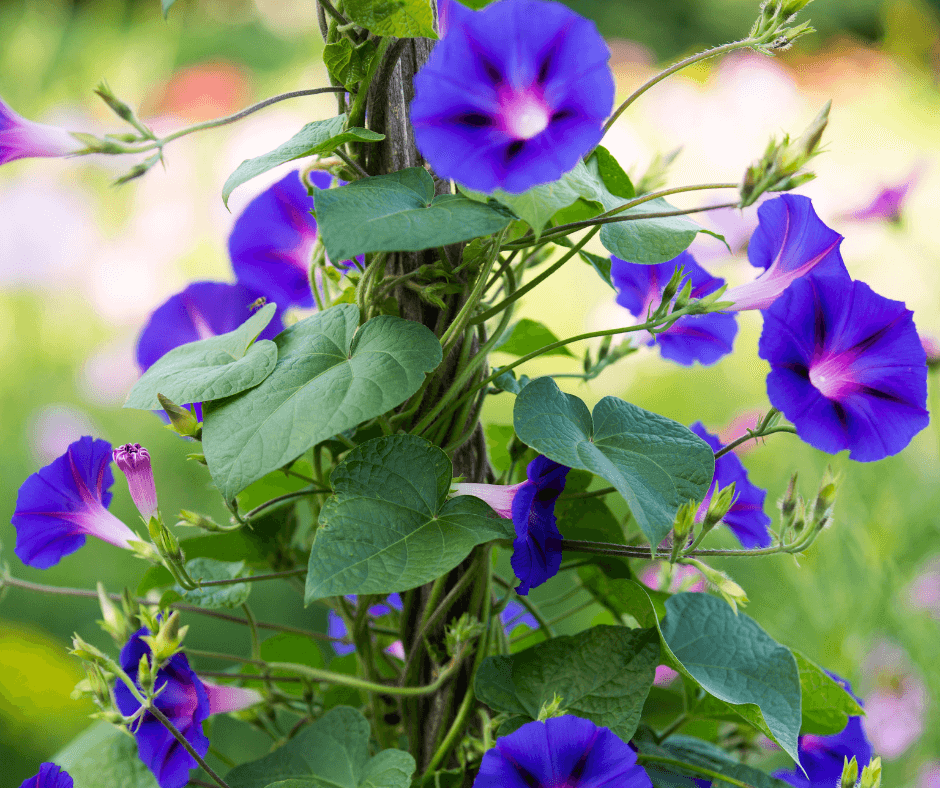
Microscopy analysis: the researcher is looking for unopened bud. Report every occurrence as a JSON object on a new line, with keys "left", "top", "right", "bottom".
{"left": 114, "top": 152, "right": 161, "bottom": 186}
{"left": 840, "top": 756, "right": 859, "bottom": 788}
{"left": 812, "top": 465, "right": 839, "bottom": 522}
{"left": 142, "top": 611, "right": 188, "bottom": 664}
{"left": 672, "top": 279, "right": 694, "bottom": 312}
{"left": 157, "top": 394, "right": 201, "bottom": 440}
{"left": 537, "top": 693, "right": 568, "bottom": 720}
{"left": 703, "top": 482, "right": 737, "bottom": 529}
{"left": 444, "top": 612, "right": 485, "bottom": 658}
{"left": 71, "top": 634, "right": 111, "bottom": 666}
{"left": 859, "top": 757, "right": 881, "bottom": 788}
{"left": 137, "top": 653, "right": 155, "bottom": 694}
{"left": 97, "top": 582, "right": 131, "bottom": 642}
{"left": 177, "top": 510, "right": 223, "bottom": 532}
{"left": 113, "top": 443, "right": 159, "bottom": 522}
{"left": 94, "top": 82, "right": 135, "bottom": 122}
{"left": 685, "top": 559, "right": 748, "bottom": 614}
{"left": 672, "top": 500, "right": 698, "bottom": 543}
{"left": 778, "top": 473, "right": 799, "bottom": 520}
{"left": 658, "top": 266, "right": 685, "bottom": 312}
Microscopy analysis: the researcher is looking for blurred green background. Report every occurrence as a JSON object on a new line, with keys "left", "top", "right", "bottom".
{"left": 1, "top": 0, "right": 939, "bottom": 784}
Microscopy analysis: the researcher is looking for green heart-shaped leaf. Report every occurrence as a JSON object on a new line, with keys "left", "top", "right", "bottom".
{"left": 54, "top": 723, "right": 159, "bottom": 788}
{"left": 203, "top": 305, "right": 442, "bottom": 500}
{"left": 513, "top": 377, "right": 714, "bottom": 546}
{"left": 305, "top": 435, "right": 513, "bottom": 603}
{"left": 125, "top": 303, "right": 277, "bottom": 410}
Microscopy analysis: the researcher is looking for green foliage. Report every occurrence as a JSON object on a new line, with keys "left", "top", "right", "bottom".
{"left": 493, "top": 318, "right": 574, "bottom": 357}
{"left": 174, "top": 558, "right": 252, "bottom": 608}
{"left": 513, "top": 377, "right": 714, "bottom": 546}
{"left": 125, "top": 304, "right": 278, "bottom": 410}
{"left": 203, "top": 305, "right": 441, "bottom": 499}
{"left": 794, "top": 650, "right": 865, "bottom": 735}
{"left": 305, "top": 435, "right": 513, "bottom": 602}
{"left": 54, "top": 723, "right": 159, "bottom": 788}
{"left": 222, "top": 116, "right": 384, "bottom": 206}
{"left": 312, "top": 168, "right": 513, "bottom": 261}
{"left": 343, "top": 0, "right": 437, "bottom": 39}
{"left": 475, "top": 625, "right": 659, "bottom": 742}
{"left": 324, "top": 39, "right": 380, "bottom": 91}
{"left": 225, "top": 706, "right": 416, "bottom": 788}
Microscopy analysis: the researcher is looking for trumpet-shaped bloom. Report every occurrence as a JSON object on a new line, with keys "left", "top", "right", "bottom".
{"left": 0, "top": 97, "right": 82, "bottom": 166}
{"left": 411, "top": 0, "right": 615, "bottom": 194}
{"left": 689, "top": 423, "right": 772, "bottom": 548}
{"left": 759, "top": 273, "right": 929, "bottom": 462}
{"left": 20, "top": 764, "right": 73, "bottom": 788}
{"left": 725, "top": 195, "right": 848, "bottom": 312}
{"left": 202, "top": 681, "right": 263, "bottom": 716}
{"left": 328, "top": 593, "right": 404, "bottom": 657}
{"left": 473, "top": 715, "right": 652, "bottom": 788}
{"left": 775, "top": 674, "right": 873, "bottom": 788}
{"left": 454, "top": 455, "right": 569, "bottom": 595}
{"left": 114, "top": 627, "right": 211, "bottom": 788}
{"left": 113, "top": 443, "right": 158, "bottom": 522}
{"left": 611, "top": 251, "right": 737, "bottom": 367}
{"left": 12, "top": 436, "right": 139, "bottom": 569}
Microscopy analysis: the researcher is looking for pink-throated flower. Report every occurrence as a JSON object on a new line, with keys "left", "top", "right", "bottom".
{"left": 113, "top": 443, "right": 159, "bottom": 522}
{"left": 411, "top": 0, "right": 615, "bottom": 194}
{"left": 19, "top": 764, "right": 73, "bottom": 788}
{"left": 473, "top": 715, "right": 652, "bottom": 788}
{"left": 0, "top": 96, "right": 84, "bottom": 167}
{"left": 724, "top": 194, "right": 849, "bottom": 312}
{"left": 12, "top": 436, "right": 139, "bottom": 569}
{"left": 453, "top": 455, "right": 569, "bottom": 595}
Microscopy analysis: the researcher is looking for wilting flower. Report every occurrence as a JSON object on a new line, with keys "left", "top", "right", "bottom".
{"left": 0, "top": 97, "right": 83, "bottom": 166}
{"left": 775, "top": 673, "right": 872, "bottom": 788}
{"left": 689, "top": 423, "right": 772, "bottom": 548}
{"left": 19, "top": 764, "right": 73, "bottom": 788}
{"left": 328, "top": 593, "right": 404, "bottom": 657}
{"left": 114, "top": 627, "right": 211, "bottom": 788}
{"left": 454, "top": 455, "right": 570, "bottom": 595}
{"left": 473, "top": 715, "right": 652, "bottom": 788}
{"left": 12, "top": 436, "right": 139, "bottom": 569}
{"left": 411, "top": 0, "right": 615, "bottom": 194}
{"left": 759, "top": 273, "right": 929, "bottom": 461}
{"left": 113, "top": 443, "right": 158, "bottom": 522}
{"left": 725, "top": 195, "right": 848, "bottom": 312}
{"left": 611, "top": 251, "right": 737, "bottom": 366}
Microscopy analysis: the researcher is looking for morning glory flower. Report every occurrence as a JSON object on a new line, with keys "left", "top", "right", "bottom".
{"left": 724, "top": 195, "right": 848, "bottom": 312}
{"left": 849, "top": 168, "right": 922, "bottom": 224}
{"left": 500, "top": 600, "right": 538, "bottom": 636}
{"left": 759, "top": 273, "right": 929, "bottom": 462}
{"left": 689, "top": 422, "right": 772, "bottom": 548}
{"left": 113, "top": 443, "right": 158, "bottom": 522}
{"left": 20, "top": 764, "right": 73, "bottom": 788}
{"left": 411, "top": 0, "right": 615, "bottom": 194}
{"left": 12, "top": 436, "right": 139, "bottom": 569}
{"left": 328, "top": 594, "right": 404, "bottom": 657}
{"left": 611, "top": 251, "right": 738, "bottom": 367}
{"left": 0, "top": 96, "right": 83, "bottom": 166}
{"left": 473, "top": 715, "right": 652, "bottom": 788}
{"left": 114, "top": 626, "right": 211, "bottom": 788}
{"left": 774, "top": 674, "right": 872, "bottom": 788}
{"left": 454, "top": 455, "right": 569, "bottom": 595}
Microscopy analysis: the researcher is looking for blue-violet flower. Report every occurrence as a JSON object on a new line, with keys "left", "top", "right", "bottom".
{"left": 611, "top": 251, "right": 737, "bottom": 366}
{"left": 328, "top": 593, "right": 404, "bottom": 657}
{"left": 849, "top": 167, "right": 922, "bottom": 224}
{"left": 113, "top": 443, "right": 159, "bottom": 522}
{"left": 725, "top": 194, "right": 848, "bottom": 312}
{"left": 453, "top": 455, "right": 569, "bottom": 595}
{"left": 0, "top": 96, "right": 83, "bottom": 166}
{"left": 759, "top": 273, "right": 929, "bottom": 461}
{"left": 411, "top": 0, "right": 615, "bottom": 194}
{"left": 12, "top": 436, "right": 139, "bottom": 569}
{"left": 20, "top": 764, "right": 73, "bottom": 788}
{"left": 473, "top": 715, "right": 652, "bottom": 788}
{"left": 689, "top": 422, "right": 772, "bottom": 548}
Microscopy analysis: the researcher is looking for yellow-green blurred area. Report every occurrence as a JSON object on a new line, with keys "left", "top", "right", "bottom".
{"left": 0, "top": 0, "right": 939, "bottom": 784}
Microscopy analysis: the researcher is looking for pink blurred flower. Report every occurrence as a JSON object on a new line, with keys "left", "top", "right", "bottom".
{"left": 916, "top": 761, "right": 940, "bottom": 788}
{"left": 921, "top": 335, "right": 940, "bottom": 369}
{"left": 907, "top": 557, "right": 940, "bottom": 619}
{"left": 640, "top": 563, "right": 705, "bottom": 594}
{"left": 716, "top": 409, "right": 767, "bottom": 455}
{"left": 847, "top": 165, "right": 925, "bottom": 224}
{"left": 861, "top": 640, "right": 928, "bottom": 759}
{"left": 653, "top": 665, "right": 679, "bottom": 686}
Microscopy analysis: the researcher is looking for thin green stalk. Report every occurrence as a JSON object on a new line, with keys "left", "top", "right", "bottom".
{"left": 653, "top": 712, "right": 690, "bottom": 743}
{"left": 559, "top": 486, "right": 616, "bottom": 501}
{"left": 196, "top": 670, "right": 305, "bottom": 683}
{"left": 440, "top": 230, "right": 505, "bottom": 350}
{"left": 561, "top": 538, "right": 805, "bottom": 559}
{"left": 347, "top": 37, "right": 391, "bottom": 131}
{"left": 714, "top": 425, "right": 797, "bottom": 459}
{"left": 187, "top": 649, "right": 267, "bottom": 666}
{"left": 196, "top": 569, "right": 306, "bottom": 588}
{"left": 245, "top": 488, "right": 331, "bottom": 519}
{"left": 242, "top": 603, "right": 261, "bottom": 662}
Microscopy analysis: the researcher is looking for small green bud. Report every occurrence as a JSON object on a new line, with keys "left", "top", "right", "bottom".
{"left": 658, "top": 266, "right": 685, "bottom": 311}
{"left": 537, "top": 693, "right": 568, "bottom": 720}
{"left": 672, "top": 500, "right": 698, "bottom": 543}
{"left": 840, "top": 756, "right": 859, "bottom": 788}
{"left": 703, "top": 482, "right": 736, "bottom": 529}
{"left": 114, "top": 153, "right": 161, "bottom": 186}
{"left": 137, "top": 653, "right": 155, "bottom": 694}
{"left": 142, "top": 611, "right": 188, "bottom": 664}
{"left": 445, "top": 613, "right": 485, "bottom": 658}
{"left": 95, "top": 81, "right": 135, "bottom": 122}
{"left": 186, "top": 453, "right": 208, "bottom": 465}
{"left": 672, "top": 279, "right": 694, "bottom": 312}
{"left": 684, "top": 559, "right": 748, "bottom": 614}
{"left": 782, "top": 0, "right": 813, "bottom": 14}
{"left": 778, "top": 472, "right": 799, "bottom": 520}
{"left": 859, "top": 757, "right": 881, "bottom": 788}
{"left": 157, "top": 394, "right": 201, "bottom": 440}
{"left": 177, "top": 510, "right": 223, "bottom": 532}
{"left": 812, "top": 465, "right": 839, "bottom": 522}
{"left": 97, "top": 582, "right": 131, "bottom": 643}
{"left": 71, "top": 634, "right": 111, "bottom": 666}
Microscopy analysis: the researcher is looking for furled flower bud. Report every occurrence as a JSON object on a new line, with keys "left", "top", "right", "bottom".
{"left": 859, "top": 757, "right": 882, "bottom": 788}
{"left": 684, "top": 559, "right": 749, "bottom": 614}
{"left": 537, "top": 693, "right": 568, "bottom": 720}
{"left": 157, "top": 394, "right": 201, "bottom": 440}
{"left": 113, "top": 443, "right": 159, "bottom": 522}
{"left": 840, "top": 756, "right": 859, "bottom": 788}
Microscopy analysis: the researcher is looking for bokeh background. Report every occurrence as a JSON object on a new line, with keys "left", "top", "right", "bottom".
{"left": 1, "top": 0, "right": 939, "bottom": 784}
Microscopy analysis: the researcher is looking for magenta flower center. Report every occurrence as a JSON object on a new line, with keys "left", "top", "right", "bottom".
{"left": 808, "top": 353, "right": 857, "bottom": 399}
{"left": 500, "top": 90, "right": 550, "bottom": 140}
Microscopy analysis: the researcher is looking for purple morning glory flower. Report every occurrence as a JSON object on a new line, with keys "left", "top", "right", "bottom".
{"left": 849, "top": 167, "right": 923, "bottom": 224}
{"left": 113, "top": 443, "right": 159, "bottom": 522}
{"left": 411, "top": 0, "right": 615, "bottom": 194}
{"left": 759, "top": 273, "right": 929, "bottom": 462}
{"left": 0, "top": 96, "right": 82, "bottom": 166}
{"left": 12, "top": 436, "right": 139, "bottom": 569}
{"left": 611, "top": 251, "right": 738, "bottom": 367}
{"left": 328, "top": 593, "right": 404, "bottom": 657}
{"left": 19, "top": 764, "right": 73, "bottom": 788}
{"left": 689, "top": 423, "right": 772, "bottom": 548}
{"left": 774, "top": 674, "right": 873, "bottom": 788}
{"left": 136, "top": 281, "right": 282, "bottom": 374}
{"left": 473, "top": 715, "right": 652, "bottom": 788}
{"left": 454, "top": 455, "right": 569, "bottom": 595}
{"left": 201, "top": 681, "right": 263, "bottom": 715}
{"left": 113, "top": 627, "right": 211, "bottom": 788}
{"left": 500, "top": 599, "right": 538, "bottom": 635}
{"left": 725, "top": 195, "right": 848, "bottom": 312}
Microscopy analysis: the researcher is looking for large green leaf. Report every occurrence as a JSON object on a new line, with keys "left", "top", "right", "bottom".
{"left": 225, "top": 706, "right": 415, "bottom": 788}
{"left": 344, "top": 0, "right": 437, "bottom": 38}
{"left": 202, "top": 305, "right": 442, "bottom": 500}
{"left": 54, "top": 723, "right": 158, "bottom": 788}
{"left": 513, "top": 377, "right": 714, "bottom": 546}
{"left": 312, "top": 168, "right": 513, "bottom": 261}
{"left": 793, "top": 650, "right": 865, "bottom": 735}
{"left": 222, "top": 116, "right": 384, "bottom": 206}
{"left": 492, "top": 318, "right": 573, "bottom": 358}
{"left": 125, "top": 304, "right": 278, "bottom": 410}
{"left": 660, "top": 592, "right": 802, "bottom": 765}
{"left": 474, "top": 624, "right": 659, "bottom": 742}
{"left": 323, "top": 39, "right": 379, "bottom": 91}
{"left": 305, "top": 435, "right": 513, "bottom": 602}
{"left": 175, "top": 558, "right": 251, "bottom": 609}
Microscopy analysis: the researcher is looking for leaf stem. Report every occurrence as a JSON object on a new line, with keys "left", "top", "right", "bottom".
{"left": 196, "top": 569, "right": 306, "bottom": 588}
{"left": 245, "top": 488, "right": 332, "bottom": 519}
{"left": 714, "top": 425, "right": 797, "bottom": 459}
